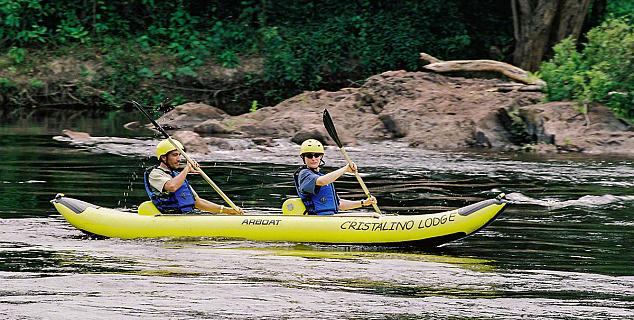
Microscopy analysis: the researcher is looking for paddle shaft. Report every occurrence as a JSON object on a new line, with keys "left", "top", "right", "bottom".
{"left": 322, "top": 109, "right": 381, "bottom": 215}
{"left": 338, "top": 146, "right": 382, "bottom": 215}
{"left": 165, "top": 137, "right": 241, "bottom": 213}
{"left": 132, "top": 101, "right": 240, "bottom": 213}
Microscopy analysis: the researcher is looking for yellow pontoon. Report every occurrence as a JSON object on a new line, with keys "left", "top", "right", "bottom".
{"left": 51, "top": 193, "right": 508, "bottom": 246}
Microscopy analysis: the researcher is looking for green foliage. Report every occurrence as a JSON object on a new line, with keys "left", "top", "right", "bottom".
{"left": 540, "top": 38, "right": 584, "bottom": 101}
{"left": 100, "top": 91, "right": 116, "bottom": 105}
{"left": 7, "top": 47, "right": 26, "bottom": 64}
{"left": 56, "top": 15, "right": 89, "bottom": 44}
{"left": 29, "top": 79, "right": 44, "bottom": 89}
{"left": 606, "top": 0, "right": 634, "bottom": 20}
{"left": 175, "top": 66, "right": 196, "bottom": 77}
{"left": 0, "top": 77, "right": 15, "bottom": 90}
{"left": 259, "top": 0, "right": 476, "bottom": 99}
{"left": 160, "top": 70, "right": 174, "bottom": 80}
{"left": 540, "top": 18, "right": 634, "bottom": 119}
{"left": 79, "top": 65, "right": 93, "bottom": 78}
{"left": 249, "top": 100, "right": 258, "bottom": 113}
{"left": 0, "top": 0, "right": 517, "bottom": 110}
{"left": 218, "top": 50, "right": 240, "bottom": 68}
{"left": 137, "top": 67, "right": 155, "bottom": 79}
{"left": 92, "top": 43, "right": 147, "bottom": 107}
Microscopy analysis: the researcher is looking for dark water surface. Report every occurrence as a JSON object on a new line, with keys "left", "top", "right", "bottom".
{"left": 1, "top": 111, "right": 633, "bottom": 319}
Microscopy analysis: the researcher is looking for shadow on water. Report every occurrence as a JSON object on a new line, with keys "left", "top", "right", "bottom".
{"left": 0, "top": 248, "right": 135, "bottom": 274}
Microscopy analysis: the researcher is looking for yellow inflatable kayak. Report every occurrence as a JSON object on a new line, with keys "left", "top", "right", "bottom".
{"left": 51, "top": 193, "right": 508, "bottom": 246}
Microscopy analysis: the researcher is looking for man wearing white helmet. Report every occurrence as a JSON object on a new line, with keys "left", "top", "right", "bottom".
{"left": 143, "top": 139, "right": 243, "bottom": 215}
{"left": 294, "top": 139, "right": 377, "bottom": 215}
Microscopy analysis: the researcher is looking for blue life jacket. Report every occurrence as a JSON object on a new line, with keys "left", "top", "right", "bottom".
{"left": 143, "top": 166, "right": 196, "bottom": 214}
{"left": 293, "top": 166, "right": 339, "bottom": 215}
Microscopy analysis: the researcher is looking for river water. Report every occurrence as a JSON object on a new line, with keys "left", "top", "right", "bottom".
{"left": 1, "top": 110, "right": 633, "bottom": 319}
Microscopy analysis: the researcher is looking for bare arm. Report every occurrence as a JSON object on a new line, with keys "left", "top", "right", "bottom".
{"left": 163, "top": 161, "right": 200, "bottom": 192}
{"left": 163, "top": 171, "right": 188, "bottom": 192}
{"left": 338, "top": 196, "right": 377, "bottom": 211}
{"left": 163, "top": 161, "right": 244, "bottom": 215}
{"left": 194, "top": 197, "right": 243, "bottom": 215}
{"left": 315, "top": 162, "right": 357, "bottom": 186}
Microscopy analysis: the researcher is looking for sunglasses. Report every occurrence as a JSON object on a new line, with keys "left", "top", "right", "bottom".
{"left": 303, "top": 153, "right": 323, "bottom": 159}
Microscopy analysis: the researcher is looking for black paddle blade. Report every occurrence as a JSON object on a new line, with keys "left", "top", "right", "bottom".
{"left": 323, "top": 109, "right": 343, "bottom": 148}
{"left": 131, "top": 100, "right": 169, "bottom": 139}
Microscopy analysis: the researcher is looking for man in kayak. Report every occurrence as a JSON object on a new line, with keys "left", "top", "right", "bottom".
{"left": 143, "top": 139, "right": 243, "bottom": 215}
{"left": 294, "top": 139, "right": 377, "bottom": 215}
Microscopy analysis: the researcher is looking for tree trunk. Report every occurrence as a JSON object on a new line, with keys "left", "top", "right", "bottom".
{"left": 512, "top": 0, "right": 592, "bottom": 71}
{"left": 581, "top": 0, "right": 607, "bottom": 41}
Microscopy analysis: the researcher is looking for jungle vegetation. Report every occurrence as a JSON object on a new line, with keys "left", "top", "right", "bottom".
{"left": 0, "top": 0, "right": 632, "bottom": 119}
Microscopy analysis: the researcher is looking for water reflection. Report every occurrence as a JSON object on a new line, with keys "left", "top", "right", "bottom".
{"left": 0, "top": 108, "right": 144, "bottom": 136}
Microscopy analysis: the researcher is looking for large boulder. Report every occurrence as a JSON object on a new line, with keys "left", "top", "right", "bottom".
{"left": 155, "top": 71, "right": 634, "bottom": 156}
{"left": 156, "top": 103, "right": 227, "bottom": 130}
{"left": 518, "top": 102, "right": 634, "bottom": 154}
{"left": 172, "top": 130, "right": 211, "bottom": 155}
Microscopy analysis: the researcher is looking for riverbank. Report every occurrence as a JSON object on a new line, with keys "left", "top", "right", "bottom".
{"left": 150, "top": 71, "right": 634, "bottom": 157}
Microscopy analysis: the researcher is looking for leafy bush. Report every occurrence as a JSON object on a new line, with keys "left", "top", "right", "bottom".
{"left": 7, "top": 47, "right": 26, "bottom": 64}
{"left": 607, "top": 0, "right": 634, "bottom": 20}
{"left": 540, "top": 19, "right": 634, "bottom": 120}
{"left": 260, "top": 1, "right": 475, "bottom": 98}
{"left": 0, "top": 77, "right": 15, "bottom": 90}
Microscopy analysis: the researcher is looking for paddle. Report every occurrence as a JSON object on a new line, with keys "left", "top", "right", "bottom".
{"left": 323, "top": 109, "right": 382, "bottom": 215}
{"left": 131, "top": 100, "right": 242, "bottom": 214}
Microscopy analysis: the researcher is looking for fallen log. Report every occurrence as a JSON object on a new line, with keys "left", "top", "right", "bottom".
{"left": 420, "top": 52, "right": 546, "bottom": 87}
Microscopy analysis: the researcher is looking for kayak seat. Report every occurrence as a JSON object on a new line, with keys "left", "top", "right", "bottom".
{"left": 138, "top": 201, "right": 161, "bottom": 216}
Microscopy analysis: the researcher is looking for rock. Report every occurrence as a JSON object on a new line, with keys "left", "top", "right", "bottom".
{"left": 62, "top": 129, "right": 91, "bottom": 141}
{"left": 472, "top": 127, "right": 492, "bottom": 148}
{"left": 151, "top": 71, "right": 634, "bottom": 157}
{"left": 519, "top": 107, "right": 555, "bottom": 144}
{"left": 290, "top": 124, "right": 357, "bottom": 146}
{"left": 252, "top": 137, "right": 274, "bottom": 146}
{"left": 471, "top": 110, "right": 512, "bottom": 148}
{"left": 206, "top": 137, "right": 234, "bottom": 150}
{"left": 193, "top": 119, "right": 232, "bottom": 134}
{"left": 172, "top": 130, "right": 211, "bottom": 154}
{"left": 157, "top": 103, "right": 227, "bottom": 130}
{"left": 378, "top": 114, "right": 408, "bottom": 138}
{"left": 528, "top": 143, "right": 559, "bottom": 153}
{"left": 497, "top": 105, "right": 533, "bottom": 144}
{"left": 521, "top": 102, "right": 634, "bottom": 155}
{"left": 290, "top": 126, "right": 330, "bottom": 145}
{"left": 206, "top": 137, "right": 252, "bottom": 150}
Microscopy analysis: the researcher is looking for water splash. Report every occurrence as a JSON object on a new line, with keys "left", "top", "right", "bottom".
{"left": 506, "top": 192, "right": 634, "bottom": 209}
